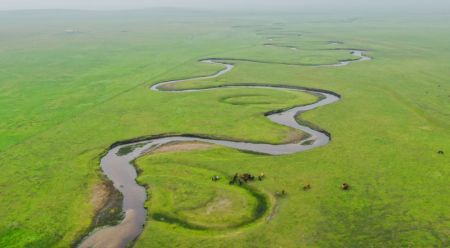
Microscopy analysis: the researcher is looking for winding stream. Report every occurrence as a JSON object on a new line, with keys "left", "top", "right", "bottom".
{"left": 78, "top": 49, "right": 371, "bottom": 248}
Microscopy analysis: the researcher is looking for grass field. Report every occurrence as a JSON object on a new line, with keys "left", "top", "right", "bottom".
{"left": 0, "top": 9, "right": 449, "bottom": 247}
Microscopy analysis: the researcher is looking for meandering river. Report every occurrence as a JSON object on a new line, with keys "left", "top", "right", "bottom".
{"left": 78, "top": 49, "right": 371, "bottom": 248}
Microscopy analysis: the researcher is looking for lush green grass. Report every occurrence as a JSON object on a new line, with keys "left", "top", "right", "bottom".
{"left": 0, "top": 9, "right": 449, "bottom": 247}
{"left": 137, "top": 152, "right": 271, "bottom": 231}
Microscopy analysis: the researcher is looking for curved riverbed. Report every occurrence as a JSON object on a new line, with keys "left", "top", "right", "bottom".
{"left": 78, "top": 50, "right": 371, "bottom": 248}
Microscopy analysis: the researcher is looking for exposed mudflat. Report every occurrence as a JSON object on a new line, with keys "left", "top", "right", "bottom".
{"left": 150, "top": 141, "right": 215, "bottom": 154}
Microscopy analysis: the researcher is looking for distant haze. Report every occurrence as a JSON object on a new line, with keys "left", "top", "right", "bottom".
{"left": 1, "top": 0, "right": 449, "bottom": 12}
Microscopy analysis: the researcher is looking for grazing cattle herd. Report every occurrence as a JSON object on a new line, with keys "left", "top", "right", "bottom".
{"left": 211, "top": 172, "right": 352, "bottom": 194}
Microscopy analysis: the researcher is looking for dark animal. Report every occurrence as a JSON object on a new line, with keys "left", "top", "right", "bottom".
{"left": 303, "top": 184, "right": 311, "bottom": 191}
{"left": 275, "top": 190, "right": 287, "bottom": 197}
{"left": 229, "top": 173, "right": 239, "bottom": 185}
{"left": 233, "top": 173, "right": 239, "bottom": 181}
{"left": 438, "top": 150, "right": 444, "bottom": 155}
{"left": 258, "top": 172, "right": 265, "bottom": 181}
{"left": 230, "top": 173, "right": 259, "bottom": 185}
{"left": 341, "top": 183, "right": 350, "bottom": 190}
{"left": 240, "top": 173, "right": 255, "bottom": 182}
{"left": 211, "top": 175, "right": 220, "bottom": 181}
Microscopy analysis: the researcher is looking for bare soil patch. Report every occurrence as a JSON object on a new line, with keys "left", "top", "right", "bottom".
{"left": 151, "top": 141, "right": 215, "bottom": 154}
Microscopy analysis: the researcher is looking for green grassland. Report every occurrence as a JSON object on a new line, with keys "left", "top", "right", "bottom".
{"left": 0, "top": 9, "right": 449, "bottom": 247}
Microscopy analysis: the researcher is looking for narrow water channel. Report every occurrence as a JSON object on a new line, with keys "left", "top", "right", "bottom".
{"left": 78, "top": 50, "right": 371, "bottom": 248}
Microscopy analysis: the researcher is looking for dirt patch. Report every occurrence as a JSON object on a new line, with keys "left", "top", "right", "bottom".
{"left": 151, "top": 141, "right": 215, "bottom": 154}
{"left": 74, "top": 181, "right": 123, "bottom": 247}
{"left": 92, "top": 183, "right": 109, "bottom": 212}
{"left": 79, "top": 210, "right": 139, "bottom": 248}
{"left": 284, "top": 130, "right": 311, "bottom": 143}
{"left": 91, "top": 181, "right": 123, "bottom": 228}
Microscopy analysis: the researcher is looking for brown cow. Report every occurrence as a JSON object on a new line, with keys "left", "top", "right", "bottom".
{"left": 341, "top": 183, "right": 350, "bottom": 190}
{"left": 240, "top": 173, "right": 255, "bottom": 182}
{"left": 303, "top": 184, "right": 311, "bottom": 191}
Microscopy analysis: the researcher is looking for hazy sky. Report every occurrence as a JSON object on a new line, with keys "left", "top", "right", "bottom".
{"left": 1, "top": 0, "right": 449, "bottom": 11}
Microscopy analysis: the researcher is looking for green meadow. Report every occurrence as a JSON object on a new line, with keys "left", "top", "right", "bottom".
{"left": 0, "top": 9, "right": 449, "bottom": 247}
